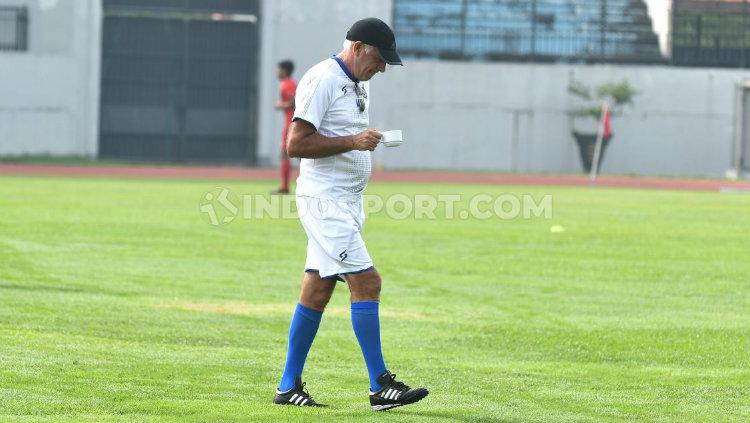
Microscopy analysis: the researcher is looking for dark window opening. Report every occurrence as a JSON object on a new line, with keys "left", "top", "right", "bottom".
{"left": 0, "top": 6, "right": 28, "bottom": 52}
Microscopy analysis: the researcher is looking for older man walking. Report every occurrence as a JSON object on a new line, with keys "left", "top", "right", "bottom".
{"left": 272, "top": 18, "right": 429, "bottom": 411}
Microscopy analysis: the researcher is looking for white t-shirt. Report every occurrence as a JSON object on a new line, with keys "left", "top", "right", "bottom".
{"left": 293, "top": 57, "right": 372, "bottom": 202}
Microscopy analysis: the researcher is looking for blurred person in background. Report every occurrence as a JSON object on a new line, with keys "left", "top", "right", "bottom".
{"left": 273, "top": 60, "right": 297, "bottom": 194}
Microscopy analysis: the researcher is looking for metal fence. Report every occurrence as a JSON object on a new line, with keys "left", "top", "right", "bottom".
{"left": 103, "top": 0, "right": 258, "bottom": 13}
{"left": 99, "top": 0, "right": 261, "bottom": 164}
{"left": 0, "top": 6, "right": 28, "bottom": 52}
{"left": 672, "top": 0, "right": 750, "bottom": 68}
{"left": 393, "top": 0, "right": 664, "bottom": 64}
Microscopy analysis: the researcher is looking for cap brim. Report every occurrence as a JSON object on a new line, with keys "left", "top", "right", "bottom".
{"left": 377, "top": 48, "right": 403, "bottom": 66}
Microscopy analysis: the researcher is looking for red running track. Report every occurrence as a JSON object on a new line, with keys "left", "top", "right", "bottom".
{"left": 1, "top": 163, "right": 749, "bottom": 192}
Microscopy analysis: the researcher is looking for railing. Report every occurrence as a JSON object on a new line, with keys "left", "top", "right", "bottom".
{"left": 103, "top": 0, "right": 258, "bottom": 13}
{"left": 393, "top": 0, "right": 665, "bottom": 64}
{"left": 672, "top": 0, "right": 750, "bottom": 68}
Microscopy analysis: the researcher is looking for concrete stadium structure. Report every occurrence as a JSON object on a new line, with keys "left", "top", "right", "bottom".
{"left": 0, "top": 0, "right": 100, "bottom": 157}
{"left": 1, "top": 0, "right": 749, "bottom": 177}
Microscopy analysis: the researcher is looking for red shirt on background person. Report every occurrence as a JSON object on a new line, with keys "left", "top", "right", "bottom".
{"left": 274, "top": 60, "right": 297, "bottom": 194}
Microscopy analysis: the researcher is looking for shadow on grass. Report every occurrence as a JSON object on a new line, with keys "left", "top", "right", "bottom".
{"left": 0, "top": 283, "right": 84, "bottom": 293}
{"left": 0, "top": 282, "right": 136, "bottom": 298}
{"left": 391, "top": 409, "right": 522, "bottom": 423}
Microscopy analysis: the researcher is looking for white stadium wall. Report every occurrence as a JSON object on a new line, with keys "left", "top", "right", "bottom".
{"left": 0, "top": 0, "right": 101, "bottom": 157}
{"left": 0, "top": 0, "right": 747, "bottom": 177}
{"left": 370, "top": 61, "right": 750, "bottom": 177}
{"left": 258, "top": 0, "right": 750, "bottom": 177}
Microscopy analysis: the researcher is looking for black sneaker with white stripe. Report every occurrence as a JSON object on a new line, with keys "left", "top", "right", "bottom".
{"left": 273, "top": 377, "right": 326, "bottom": 407}
{"left": 369, "top": 371, "right": 429, "bottom": 411}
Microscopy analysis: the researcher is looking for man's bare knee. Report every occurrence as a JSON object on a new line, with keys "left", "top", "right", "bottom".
{"left": 299, "top": 272, "right": 336, "bottom": 311}
{"left": 346, "top": 269, "right": 382, "bottom": 302}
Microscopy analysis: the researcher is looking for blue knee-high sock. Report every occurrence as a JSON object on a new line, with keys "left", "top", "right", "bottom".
{"left": 351, "top": 301, "right": 387, "bottom": 392}
{"left": 278, "top": 303, "right": 323, "bottom": 392}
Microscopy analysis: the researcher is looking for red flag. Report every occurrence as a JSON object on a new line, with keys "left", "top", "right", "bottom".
{"left": 602, "top": 103, "right": 612, "bottom": 140}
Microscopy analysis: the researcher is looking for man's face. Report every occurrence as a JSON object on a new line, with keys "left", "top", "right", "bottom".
{"left": 352, "top": 42, "right": 386, "bottom": 81}
{"left": 276, "top": 66, "right": 287, "bottom": 81}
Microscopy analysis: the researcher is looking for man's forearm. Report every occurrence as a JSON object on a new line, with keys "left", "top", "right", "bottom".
{"left": 287, "top": 131, "right": 354, "bottom": 159}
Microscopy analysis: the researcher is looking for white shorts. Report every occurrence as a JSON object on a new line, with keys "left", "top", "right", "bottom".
{"left": 296, "top": 195, "right": 374, "bottom": 281}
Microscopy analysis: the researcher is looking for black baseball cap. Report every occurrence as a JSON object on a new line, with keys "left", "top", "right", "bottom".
{"left": 346, "top": 17, "right": 403, "bottom": 66}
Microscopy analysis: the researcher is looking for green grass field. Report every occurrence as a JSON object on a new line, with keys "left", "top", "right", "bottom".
{"left": 1, "top": 175, "right": 748, "bottom": 422}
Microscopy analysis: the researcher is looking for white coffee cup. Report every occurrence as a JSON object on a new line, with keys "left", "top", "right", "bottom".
{"left": 380, "top": 130, "right": 403, "bottom": 147}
